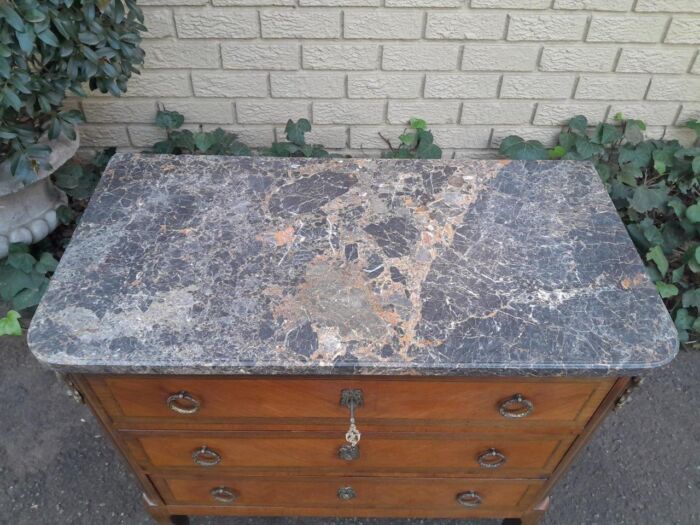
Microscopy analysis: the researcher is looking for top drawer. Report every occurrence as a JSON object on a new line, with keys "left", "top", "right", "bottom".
{"left": 87, "top": 376, "right": 614, "bottom": 431}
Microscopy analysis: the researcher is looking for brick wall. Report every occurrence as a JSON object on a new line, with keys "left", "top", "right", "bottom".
{"left": 80, "top": 0, "right": 700, "bottom": 156}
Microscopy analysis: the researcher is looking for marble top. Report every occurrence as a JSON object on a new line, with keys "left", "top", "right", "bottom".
{"left": 27, "top": 154, "right": 677, "bottom": 376}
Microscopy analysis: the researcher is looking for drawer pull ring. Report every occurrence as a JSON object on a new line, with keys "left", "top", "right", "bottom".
{"left": 337, "top": 486, "right": 357, "bottom": 501}
{"left": 192, "top": 445, "right": 221, "bottom": 467}
{"left": 210, "top": 486, "right": 237, "bottom": 504}
{"left": 456, "top": 491, "right": 482, "bottom": 508}
{"left": 477, "top": 448, "right": 507, "bottom": 469}
{"left": 166, "top": 391, "right": 201, "bottom": 414}
{"left": 498, "top": 393, "right": 534, "bottom": 418}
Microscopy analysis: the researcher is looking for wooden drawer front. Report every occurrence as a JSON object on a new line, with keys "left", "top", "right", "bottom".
{"left": 128, "top": 432, "right": 573, "bottom": 476}
{"left": 155, "top": 475, "right": 543, "bottom": 512}
{"left": 92, "top": 376, "right": 614, "bottom": 427}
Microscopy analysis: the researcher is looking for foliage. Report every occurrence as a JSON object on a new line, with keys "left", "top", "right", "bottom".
{"left": 381, "top": 118, "right": 442, "bottom": 159}
{"left": 260, "top": 118, "right": 330, "bottom": 158}
{"left": 0, "top": 0, "right": 145, "bottom": 182}
{"left": 151, "top": 109, "right": 251, "bottom": 156}
{"left": 54, "top": 146, "right": 112, "bottom": 200}
{"left": 0, "top": 310, "right": 22, "bottom": 336}
{"left": 0, "top": 243, "right": 58, "bottom": 312}
{"left": 500, "top": 115, "right": 700, "bottom": 344}
{"left": 0, "top": 148, "right": 111, "bottom": 335}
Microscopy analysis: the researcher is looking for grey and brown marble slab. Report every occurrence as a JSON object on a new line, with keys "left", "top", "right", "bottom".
{"left": 27, "top": 154, "right": 678, "bottom": 376}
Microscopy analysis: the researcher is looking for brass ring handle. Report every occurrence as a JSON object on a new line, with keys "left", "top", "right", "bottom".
{"left": 166, "top": 391, "right": 201, "bottom": 414}
{"left": 337, "top": 486, "right": 357, "bottom": 501}
{"left": 498, "top": 393, "right": 534, "bottom": 418}
{"left": 477, "top": 448, "right": 507, "bottom": 469}
{"left": 456, "top": 490, "right": 482, "bottom": 508}
{"left": 210, "top": 486, "right": 237, "bottom": 503}
{"left": 192, "top": 445, "right": 221, "bottom": 467}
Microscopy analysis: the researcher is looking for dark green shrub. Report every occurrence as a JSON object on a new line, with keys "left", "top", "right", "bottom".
{"left": 500, "top": 115, "right": 700, "bottom": 345}
{"left": 0, "top": 0, "right": 145, "bottom": 182}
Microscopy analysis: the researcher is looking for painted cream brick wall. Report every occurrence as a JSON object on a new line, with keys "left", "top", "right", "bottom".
{"left": 80, "top": 0, "right": 700, "bottom": 156}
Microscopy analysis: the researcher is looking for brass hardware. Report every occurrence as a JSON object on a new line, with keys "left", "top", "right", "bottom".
{"left": 210, "top": 486, "right": 237, "bottom": 503}
{"left": 340, "top": 389, "right": 363, "bottom": 454}
{"left": 340, "top": 389, "right": 364, "bottom": 409}
{"left": 167, "top": 391, "right": 201, "bottom": 414}
{"left": 456, "top": 491, "right": 482, "bottom": 508}
{"left": 192, "top": 445, "right": 221, "bottom": 467}
{"left": 338, "top": 443, "right": 360, "bottom": 461}
{"left": 614, "top": 376, "right": 643, "bottom": 410}
{"left": 498, "top": 393, "right": 534, "bottom": 418}
{"left": 477, "top": 448, "right": 507, "bottom": 469}
{"left": 337, "top": 486, "right": 357, "bottom": 501}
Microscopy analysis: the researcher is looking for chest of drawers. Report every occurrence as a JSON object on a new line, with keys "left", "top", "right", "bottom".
{"left": 71, "top": 374, "right": 627, "bottom": 524}
{"left": 28, "top": 156, "right": 677, "bottom": 524}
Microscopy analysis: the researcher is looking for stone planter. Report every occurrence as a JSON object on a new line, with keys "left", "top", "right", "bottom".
{"left": 0, "top": 132, "right": 79, "bottom": 259}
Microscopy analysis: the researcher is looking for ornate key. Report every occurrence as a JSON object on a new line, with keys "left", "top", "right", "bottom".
{"left": 339, "top": 389, "right": 363, "bottom": 460}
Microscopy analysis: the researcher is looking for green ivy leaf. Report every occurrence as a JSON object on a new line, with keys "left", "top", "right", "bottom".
{"left": 193, "top": 132, "right": 216, "bottom": 153}
{"left": 674, "top": 308, "right": 694, "bottom": 330}
{"left": 499, "top": 137, "right": 548, "bottom": 160}
{"left": 568, "top": 115, "right": 588, "bottom": 135}
{"left": 686, "top": 203, "right": 700, "bottom": 223}
{"left": 687, "top": 119, "right": 700, "bottom": 138}
{"left": 575, "top": 136, "right": 604, "bottom": 159}
{"left": 619, "top": 143, "right": 653, "bottom": 168}
{"left": 592, "top": 123, "right": 622, "bottom": 145}
{"left": 154, "top": 110, "right": 184, "bottom": 130}
{"left": 56, "top": 205, "right": 76, "bottom": 225}
{"left": 655, "top": 281, "right": 678, "bottom": 298}
{"left": 11, "top": 280, "right": 48, "bottom": 311}
{"left": 646, "top": 245, "right": 668, "bottom": 276}
{"left": 399, "top": 133, "right": 417, "bottom": 147}
{"left": 0, "top": 310, "right": 22, "bottom": 336}
{"left": 624, "top": 120, "right": 645, "bottom": 145}
{"left": 629, "top": 185, "right": 668, "bottom": 213}
{"left": 682, "top": 289, "right": 700, "bottom": 308}
{"left": 667, "top": 198, "right": 686, "bottom": 218}
{"left": 34, "top": 253, "right": 58, "bottom": 275}
{"left": 548, "top": 146, "right": 566, "bottom": 160}
{"left": 285, "top": 118, "right": 311, "bottom": 146}
{"left": 7, "top": 252, "right": 37, "bottom": 274}
{"left": 409, "top": 117, "right": 427, "bottom": 130}
{"left": 671, "top": 265, "right": 685, "bottom": 283}
{"left": 618, "top": 164, "right": 641, "bottom": 186}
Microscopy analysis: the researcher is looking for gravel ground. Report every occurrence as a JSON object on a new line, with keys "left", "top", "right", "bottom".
{"left": 1, "top": 333, "right": 698, "bottom": 525}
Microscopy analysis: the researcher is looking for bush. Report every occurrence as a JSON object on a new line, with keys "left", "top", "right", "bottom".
{"left": 151, "top": 109, "right": 251, "bottom": 156}
{"left": 260, "top": 118, "right": 331, "bottom": 158}
{"left": 0, "top": 0, "right": 145, "bottom": 182}
{"left": 381, "top": 118, "right": 442, "bottom": 159}
{"left": 500, "top": 115, "right": 700, "bottom": 345}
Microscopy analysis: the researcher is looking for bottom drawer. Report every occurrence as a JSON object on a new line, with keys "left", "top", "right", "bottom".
{"left": 153, "top": 475, "right": 543, "bottom": 512}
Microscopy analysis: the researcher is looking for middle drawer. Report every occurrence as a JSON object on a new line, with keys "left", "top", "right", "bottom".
{"left": 123, "top": 431, "right": 574, "bottom": 477}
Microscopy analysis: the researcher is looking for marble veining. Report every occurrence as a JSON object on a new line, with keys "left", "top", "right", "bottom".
{"left": 27, "top": 154, "right": 678, "bottom": 375}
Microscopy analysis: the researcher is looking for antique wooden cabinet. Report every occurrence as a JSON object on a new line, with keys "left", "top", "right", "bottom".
{"left": 28, "top": 155, "right": 677, "bottom": 525}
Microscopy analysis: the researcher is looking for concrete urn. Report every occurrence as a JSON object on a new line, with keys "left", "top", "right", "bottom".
{"left": 0, "top": 132, "right": 79, "bottom": 259}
